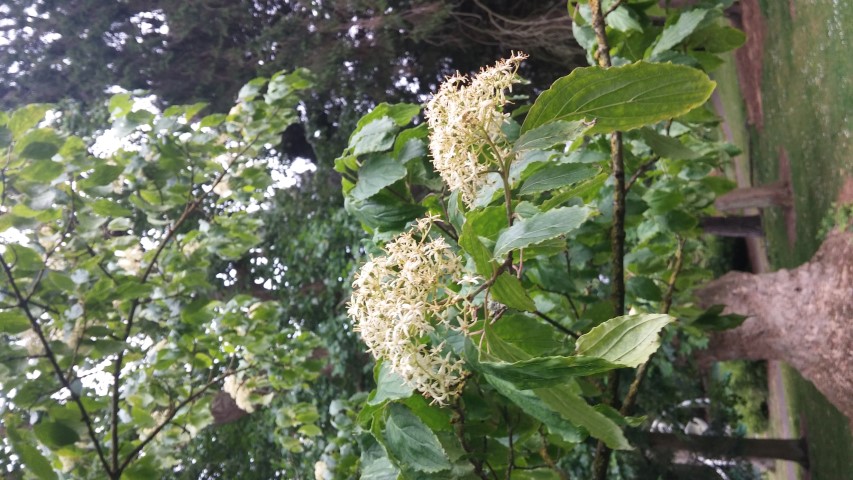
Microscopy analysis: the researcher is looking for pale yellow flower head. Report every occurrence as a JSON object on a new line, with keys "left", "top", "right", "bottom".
{"left": 425, "top": 52, "right": 527, "bottom": 207}
{"left": 348, "top": 216, "right": 477, "bottom": 404}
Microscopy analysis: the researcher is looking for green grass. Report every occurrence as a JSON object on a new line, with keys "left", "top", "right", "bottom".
{"left": 713, "top": 2, "right": 853, "bottom": 479}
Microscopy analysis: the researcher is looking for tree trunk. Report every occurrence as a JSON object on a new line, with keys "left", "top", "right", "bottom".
{"left": 696, "top": 231, "right": 853, "bottom": 428}
{"left": 639, "top": 432, "right": 808, "bottom": 465}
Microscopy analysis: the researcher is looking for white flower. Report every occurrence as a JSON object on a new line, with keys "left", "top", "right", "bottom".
{"left": 223, "top": 374, "right": 255, "bottom": 413}
{"left": 425, "top": 53, "right": 527, "bottom": 207}
{"left": 348, "top": 216, "right": 477, "bottom": 405}
{"left": 212, "top": 179, "right": 232, "bottom": 197}
{"left": 314, "top": 460, "right": 331, "bottom": 480}
{"left": 116, "top": 245, "right": 144, "bottom": 275}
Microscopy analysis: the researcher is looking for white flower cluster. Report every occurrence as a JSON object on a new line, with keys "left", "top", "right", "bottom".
{"left": 425, "top": 52, "right": 527, "bottom": 207}
{"left": 348, "top": 217, "right": 474, "bottom": 405}
{"left": 223, "top": 374, "right": 255, "bottom": 413}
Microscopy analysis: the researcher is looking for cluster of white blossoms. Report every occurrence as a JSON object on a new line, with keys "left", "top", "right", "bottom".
{"left": 223, "top": 374, "right": 255, "bottom": 413}
{"left": 348, "top": 216, "right": 476, "bottom": 405}
{"left": 425, "top": 52, "right": 527, "bottom": 207}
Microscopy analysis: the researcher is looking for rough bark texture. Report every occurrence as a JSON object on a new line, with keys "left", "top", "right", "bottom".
{"left": 697, "top": 231, "right": 853, "bottom": 429}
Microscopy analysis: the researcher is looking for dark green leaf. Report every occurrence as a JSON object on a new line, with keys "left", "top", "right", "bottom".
{"left": 534, "top": 387, "right": 631, "bottom": 450}
{"left": 20, "top": 159, "right": 62, "bottom": 182}
{"left": 626, "top": 276, "right": 662, "bottom": 302}
{"left": 522, "top": 63, "right": 716, "bottom": 134}
{"left": 459, "top": 223, "right": 497, "bottom": 277}
{"left": 351, "top": 117, "right": 398, "bottom": 156}
{"left": 542, "top": 171, "right": 608, "bottom": 210}
{"left": 34, "top": 420, "right": 80, "bottom": 448}
{"left": 493, "top": 206, "right": 593, "bottom": 259}
{"left": 490, "top": 273, "right": 535, "bottom": 311}
{"left": 91, "top": 199, "right": 132, "bottom": 217}
{"left": 649, "top": 9, "right": 710, "bottom": 58}
{"left": 80, "top": 164, "right": 123, "bottom": 189}
{"left": 384, "top": 404, "right": 451, "bottom": 473}
{"left": 687, "top": 25, "right": 746, "bottom": 53}
{"left": 643, "top": 188, "right": 684, "bottom": 214}
{"left": 485, "top": 374, "right": 584, "bottom": 444}
{"left": 520, "top": 164, "right": 599, "bottom": 195}
{"left": 345, "top": 192, "right": 426, "bottom": 230}
{"left": 689, "top": 305, "right": 747, "bottom": 331}
{"left": 479, "top": 355, "right": 620, "bottom": 389}
{"left": 575, "top": 314, "right": 675, "bottom": 368}
{"left": 512, "top": 120, "right": 589, "bottom": 152}
{"left": 351, "top": 155, "right": 407, "bottom": 201}
{"left": 640, "top": 128, "right": 699, "bottom": 160}
{"left": 369, "top": 361, "right": 413, "bottom": 405}
{"left": 0, "top": 311, "right": 31, "bottom": 334}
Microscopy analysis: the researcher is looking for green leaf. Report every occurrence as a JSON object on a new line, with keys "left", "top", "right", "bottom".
{"left": 17, "top": 130, "right": 62, "bottom": 161}
{"left": 490, "top": 273, "right": 535, "bottom": 311}
{"left": 649, "top": 9, "right": 710, "bottom": 58}
{"left": 351, "top": 155, "right": 407, "bottom": 201}
{"left": 512, "top": 120, "right": 589, "bottom": 152}
{"left": 9, "top": 104, "right": 50, "bottom": 139}
{"left": 520, "top": 164, "right": 599, "bottom": 196}
{"left": 80, "top": 164, "right": 123, "bottom": 189}
{"left": 643, "top": 188, "right": 683, "bottom": 214}
{"left": 479, "top": 355, "right": 620, "bottom": 389}
{"left": 459, "top": 223, "right": 497, "bottom": 277}
{"left": 91, "top": 199, "right": 132, "bottom": 217}
{"left": 490, "top": 314, "right": 560, "bottom": 356}
{"left": 534, "top": 386, "right": 631, "bottom": 450}
{"left": 522, "top": 62, "right": 716, "bottom": 134}
{"left": 356, "top": 103, "right": 421, "bottom": 129}
{"left": 369, "top": 361, "right": 413, "bottom": 405}
{"left": 109, "top": 93, "right": 133, "bottom": 118}
{"left": 689, "top": 305, "right": 747, "bottom": 331}
{"left": 345, "top": 192, "right": 426, "bottom": 230}
{"left": 20, "top": 158, "right": 62, "bottom": 182}
{"left": 5, "top": 419, "right": 58, "bottom": 480}
{"left": 575, "top": 314, "right": 675, "bottom": 368}
{"left": 626, "top": 276, "right": 662, "bottom": 302}
{"left": 0, "top": 311, "right": 31, "bottom": 334}
{"left": 640, "top": 128, "right": 699, "bottom": 160}
{"left": 351, "top": 117, "right": 398, "bottom": 156}
{"left": 493, "top": 206, "right": 592, "bottom": 259}
{"left": 485, "top": 374, "right": 584, "bottom": 444}
{"left": 606, "top": 6, "right": 643, "bottom": 32}
{"left": 383, "top": 404, "right": 451, "bottom": 473}
{"left": 687, "top": 24, "right": 746, "bottom": 53}
{"left": 542, "top": 171, "right": 608, "bottom": 210}
{"left": 34, "top": 420, "right": 80, "bottom": 449}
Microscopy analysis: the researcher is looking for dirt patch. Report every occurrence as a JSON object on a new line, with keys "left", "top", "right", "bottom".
{"left": 836, "top": 177, "right": 853, "bottom": 205}
{"left": 728, "top": 0, "right": 766, "bottom": 129}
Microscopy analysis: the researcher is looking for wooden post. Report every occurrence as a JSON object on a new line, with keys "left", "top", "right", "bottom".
{"left": 700, "top": 215, "right": 764, "bottom": 237}
{"left": 715, "top": 181, "right": 792, "bottom": 212}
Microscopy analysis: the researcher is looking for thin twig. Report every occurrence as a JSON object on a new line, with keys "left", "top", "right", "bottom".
{"left": 452, "top": 403, "right": 491, "bottom": 480}
{"left": 0, "top": 253, "right": 113, "bottom": 476}
{"left": 605, "top": 0, "right": 624, "bottom": 17}
{"left": 626, "top": 155, "right": 660, "bottom": 192}
{"left": 110, "top": 117, "right": 270, "bottom": 474}
{"left": 116, "top": 367, "right": 251, "bottom": 474}
{"left": 533, "top": 310, "right": 580, "bottom": 339}
{"left": 588, "top": 2, "right": 627, "bottom": 479}
{"left": 619, "top": 236, "right": 685, "bottom": 417}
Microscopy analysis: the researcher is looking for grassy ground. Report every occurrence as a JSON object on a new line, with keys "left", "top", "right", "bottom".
{"left": 716, "top": 1, "right": 853, "bottom": 479}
